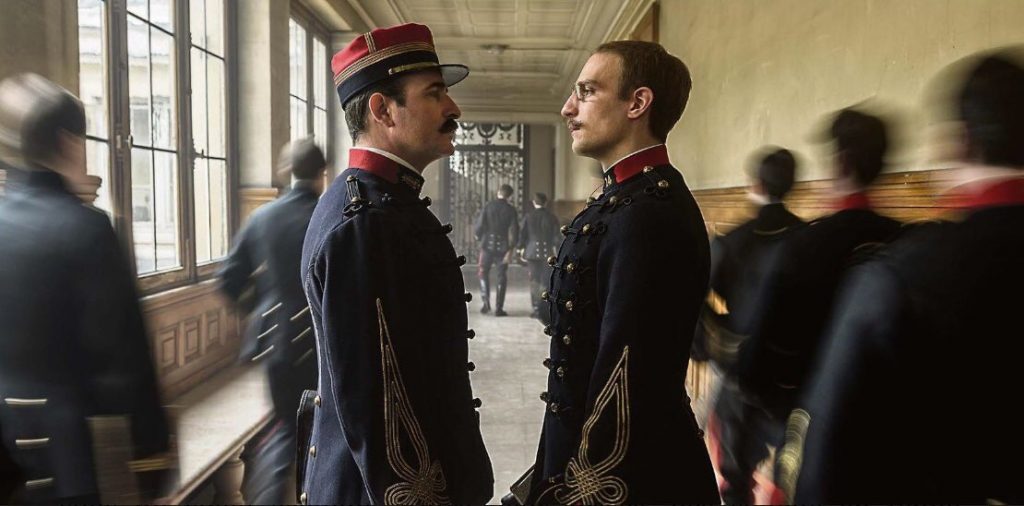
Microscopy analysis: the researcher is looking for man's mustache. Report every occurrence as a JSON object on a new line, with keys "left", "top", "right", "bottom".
{"left": 440, "top": 118, "right": 459, "bottom": 133}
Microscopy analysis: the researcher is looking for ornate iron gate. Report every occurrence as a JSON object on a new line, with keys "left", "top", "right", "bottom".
{"left": 443, "top": 123, "right": 528, "bottom": 261}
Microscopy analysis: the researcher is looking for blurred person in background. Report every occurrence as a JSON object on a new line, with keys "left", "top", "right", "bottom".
{"left": 517, "top": 192, "right": 561, "bottom": 321}
{"left": 0, "top": 73, "right": 172, "bottom": 504}
{"left": 474, "top": 183, "right": 519, "bottom": 316}
{"left": 784, "top": 50, "right": 1024, "bottom": 504}
{"left": 691, "top": 147, "right": 804, "bottom": 504}
{"left": 218, "top": 138, "right": 325, "bottom": 504}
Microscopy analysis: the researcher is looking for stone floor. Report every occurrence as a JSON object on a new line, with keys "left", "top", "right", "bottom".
{"left": 463, "top": 265, "right": 549, "bottom": 497}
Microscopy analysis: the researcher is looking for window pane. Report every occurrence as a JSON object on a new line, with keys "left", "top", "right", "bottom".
{"left": 78, "top": 0, "right": 107, "bottom": 140}
{"left": 193, "top": 157, "right": 211, "bottom": 263}
{"left": 209, "top": 159, "right": 228, "bottom": 259}
{"left": 314, "top": 108, "right": 326, "bottom": 150}
{"left": 289, "top": 19, "right": 306, "bottom": 99}
{"left": 86, "top": 139, "right": 112, "bottom": 213}
{"left": 190, "top": 48, "right": 208, "bottom": 156}
{"left": 128, "top": 16, "right": 152, "bottom": 146}
{"left": 150, "top": 0, "right": 173, "bottom": 32}
{"left": 153, "top": 151, "right": 180, "bottom": 270}
{"left": 127, "top": 0, "right": 147, "bottom": 19}
{"left": 132, "top": 148, "right": 156, "bottom": 274}
{"left": 205, "top": 0, "right": 224, "bottom": 56}
{"left": 189, "top": 0, "right": 206, "bottom": 49}
{"left": 151, "top": 29, "right": 176, "bottom": 150}
{"left": 291, "top": 97, "right": 307, "bottom": 141}
{"left": 207, "top": 57, "right": 225, "bottom": 157}
{"left": 313, "top": 38, "right": 326, "bottom": 108}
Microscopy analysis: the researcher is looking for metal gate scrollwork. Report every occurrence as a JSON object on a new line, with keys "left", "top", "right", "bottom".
{"left": 443, "top": 123, "right": 528, "bottom": 261}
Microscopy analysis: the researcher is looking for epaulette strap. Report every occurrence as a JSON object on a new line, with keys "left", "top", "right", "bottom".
{"left": 641, "top": 165, "right": 670, "bottom": 199}
{"left": 343, "top": 174, "right": 371, "bottom": 216}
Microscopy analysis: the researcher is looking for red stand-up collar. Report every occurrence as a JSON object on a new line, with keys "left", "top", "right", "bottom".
{"left": 835, "top": 191, "right": 872, "bottom": 211}
{"left": 348, "top": 148, "right": 424, "bottom": 193}
{"left": 952, "top": 176, "right": 1024, "bottom": 210}
{"left": 604, "top": 144, "right": 670, "bottom": 186}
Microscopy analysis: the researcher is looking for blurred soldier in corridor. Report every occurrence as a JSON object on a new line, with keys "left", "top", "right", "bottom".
{"left": 0, "top": 74, "right": 172, "bottom": 504}
{"left": 786, "top": 50, "right": 1024, "bottom": 504}
{"left": 693, "top": 147, "right": 804, "bottom": 504}
{"left": 219, "top": 138, "right": 325, "bottom": 504}
{"left": 475, "top": 183, "right": 519, "bottom": 316}
{"left": 517, "top": 192, "right": 561, "bottom": 320}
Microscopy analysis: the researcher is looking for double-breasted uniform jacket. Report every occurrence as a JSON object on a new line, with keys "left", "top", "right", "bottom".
{"left": 475, "top": 198, "right": 519, "bottom": 253}
{"left": 786, "top": 176, "right": 1024, "bottom": 503}
{"left": 518, "top": 206, "right": 561, "bottom": 262}
{"left": 692, "top": 202, "right": 804, "bottom": 367}
{"left": 298, "top": 148, "right": 493, "bottom": 505}
{"left": 526, "top": 145, "right": 720, "bottom": 504}
{"left": 219, "top": 182, "right": 318, "bottom": 418}
{"left": 0, "top": 169, "right": 170, "bottom": 502}
{"left": 735, "top": 193, "right": 900, "bottom": 418}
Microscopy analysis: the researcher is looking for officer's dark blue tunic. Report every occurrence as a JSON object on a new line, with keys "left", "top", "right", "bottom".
{"left": 526, "top": 145, "right": 720, "bottom": 504}
{"left": 298, "top": 148, "right": 493, "bottom": 505}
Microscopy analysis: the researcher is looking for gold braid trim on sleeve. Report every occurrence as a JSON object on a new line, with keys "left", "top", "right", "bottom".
{"left": 777, "top": 408, "right": 811, "bottom": 502}
{"left": 377, "top": 298, "right": 450, "bottom": 505}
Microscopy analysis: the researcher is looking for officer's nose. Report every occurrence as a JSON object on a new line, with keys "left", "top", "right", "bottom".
{"left": 561, "top": 93, "right": 577, "bottom": 119}
{"left": 444, "top": 93, "right": 462, "bottom": 120}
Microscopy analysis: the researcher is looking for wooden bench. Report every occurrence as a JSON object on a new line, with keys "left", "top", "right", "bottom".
{"left": 163, "top": 364, "right": 273, "bottom": 504}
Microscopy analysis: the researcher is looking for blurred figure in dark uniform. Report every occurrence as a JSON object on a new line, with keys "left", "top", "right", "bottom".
{"left": 297, "top": 23, "right": 492, "bottom": 505}
{"left": 512, "top": 40, "right": 719, "bottom": 505}
{"left": 474, "top": 183, "right": 519, "bottom": 316}
{"left": 785, "top": 51, "right": 1024, "bottom": 504}
{"left": 693, "top": 147, "right": 804, "bottom": 504}
{"left": 218, "top": 138, "right": 325, "bottom": 504}
{"left": 0, "top": 74, "right": 172, "bottom": 503}
{"left": 1, "top": 421, "right": 23, "bottom": 502}
{"left": 517, "top": 192, "right": 561, "bottom": 320}
{"left": 735, "top": 107, "right": 901, "bottom": 426}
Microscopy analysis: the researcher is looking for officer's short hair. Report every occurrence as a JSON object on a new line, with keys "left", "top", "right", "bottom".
{"left": 533, "top": 192, "right": 548, "bottom": 206}
{"left": 956, "top": 52, "right": 1024, "bottom": 168}
{"left": 595, "top": 41, "right": 691, "bottom": 143}
{"left": 0, "top": 73, "right": 85, "bottom": 165}
{"left": 825, "top": 107, "right": 889, "bottom": 186}
{"left": 280, "top": 138, "right": 326, "bottom": 180}
{"left": 343, "top": 76, "right": 407, "bottom": 143}
{"left": 498, "top": 184, "right": 513, "bottom": 198}
{"left": 750, "top": 146, "right": 797, "bottom": 200}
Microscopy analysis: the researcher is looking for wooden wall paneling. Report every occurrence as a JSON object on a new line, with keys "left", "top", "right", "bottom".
{"left": 239, "top": 188, "right": 280, "bottom": 224}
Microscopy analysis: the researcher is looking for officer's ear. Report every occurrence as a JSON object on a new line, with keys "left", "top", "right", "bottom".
{"left": 626, "top": 86, "right": 654, "bottom": 120}
{"left": 367, "top": 92, "right": 396, "bottom": 128}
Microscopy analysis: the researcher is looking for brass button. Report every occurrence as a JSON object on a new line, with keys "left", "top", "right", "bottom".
{"left": 543, "top": 326, "right": 554, "bottom": 336}
{"left": 541, "top": 291, "right": 549, "bottom": 301}
{"left": 346, "top": 175, "right": 356, "bottom": 182}
{"left": 441, "top": 223, "right": 453, "bottom": 233}
{"left": 547, "top": 255, "right": 557, "bottom": 266}
{"left": 465, "top": 329, "right": 476, "bottom": 339}
{"left": 658, "top": 180, "right": 670, "bottom": 189}
{"left": 542, "top": 358, "right": 552, "bottom": 369}
{"left": 309, "top": 446, "right": 317, "bottom": 458}
{"left": 643, "top": 165, "right": 654, "bottom": 173}
{"left": 350, "top": 196, "right": 360, "bottom": 203}
{"left": 467, "top": 361, "right": 476, "bottom": 372}
{"left": 472, "top": 398, "right": 482, "bottom": 408}
{"left": 539, "top": 391, "right": 549, "bottom": 402}
{"left": 581, "top": 224, "right": 592, "bottom": 234}
{"left": 456, "top": 255, "right": 467, "bottom": 266}
{"left": 314, "top": 395, "right": 321, "bottom": 407}
{"left": 422, "top": 196, "right": 432, "bottom": 206}
{"left": 556, "top": 366, "right": 566, "bottom": 379}
{"left": 300, "top": 492, "right": 308, "bottom": 505}
{"left": 549, "top": 402, "right": 561, "bottom": 414}
{"left": 565, "top": 300, "right": 575, "bottom": 312}
{"left": 566, "top": 262, "right": 575, "bottom": 273}
{"left": 562, "top": 334, "right": 572, "bottom": 346}
{"left": 560, "top": 225, "right": 569, "bottom": 235}
{"left": 464, "top": 292, "right": 473, "bottom": 302}
{"left": 609, "top": 196, "right": 618, "bottom": 205}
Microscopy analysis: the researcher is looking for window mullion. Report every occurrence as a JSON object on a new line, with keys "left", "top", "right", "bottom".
{"left": 176, "top": 0, "right": 196, "bottom": 280}
{"left": 108, "top": 0, "right": 139, "bottom": 276}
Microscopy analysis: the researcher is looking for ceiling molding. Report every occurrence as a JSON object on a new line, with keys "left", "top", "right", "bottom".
{"left": 300, "top": 0, "right": 352, "bottom": 31}
{"left": 602, "top": 0, "right": 656, "bottom": 43}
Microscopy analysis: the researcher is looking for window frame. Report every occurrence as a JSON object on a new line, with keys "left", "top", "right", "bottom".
{"left": 83, "top": 0, "right": 238, "bottom": 293}
{"left": 289, "top": 2, "right": 333, "bottom": 165}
